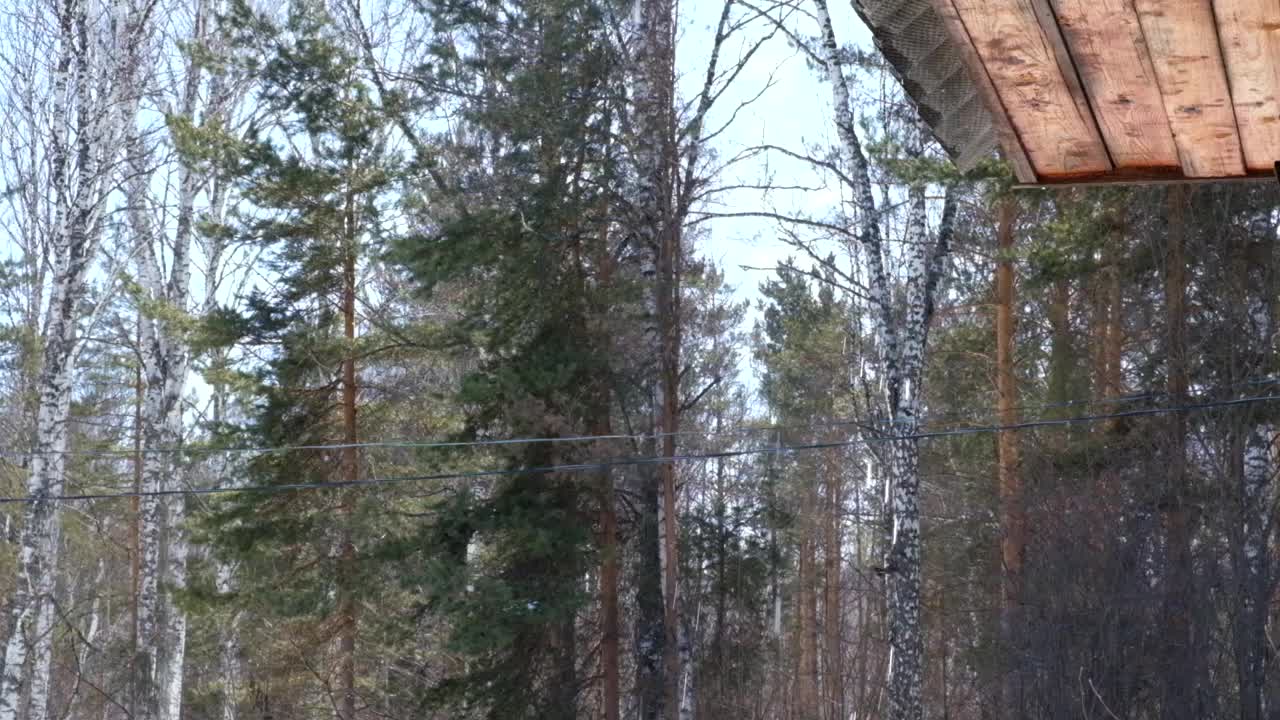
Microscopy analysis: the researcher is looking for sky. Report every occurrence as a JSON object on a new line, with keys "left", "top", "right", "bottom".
{"left": 678, "top": 0, "right": 874, "bottom": 322}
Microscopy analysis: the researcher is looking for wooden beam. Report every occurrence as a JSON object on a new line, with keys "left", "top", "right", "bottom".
{"left": 929, "top": 0, "right": 1038, "bottom": 182}
{"left": 1013, "top": 171, "right": 1273, "bottom": 190}
{"left": 947, "top": 0, "right": 1112, "bottom": 178}
{"left": 1048, "top": 0, "right": 1180, "bottom": 171}
{"left": 1213, "top": 0, "right": 1280, "bottom": 172}
{"left": 1133, "top": 0, "right": 1246, "bottom": 177}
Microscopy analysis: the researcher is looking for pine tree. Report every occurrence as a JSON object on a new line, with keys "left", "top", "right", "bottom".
{"left": 204, "top": 3, "right": 401, "bottom": 717}
{"left": 755, "top": 261, "right": 856, "bottom": 720}
{"left": 386, "top": 0, "right": 626, "bottom": 715}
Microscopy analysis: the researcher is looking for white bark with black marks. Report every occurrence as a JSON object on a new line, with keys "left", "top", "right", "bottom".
{"left": 810, "top": 3, "right": 954, "bottom": 717}
{"left": 0, "top": 1, "right": 148, "bottom": 716}
{"left": 26, "top": 572, "right": 57, "bottom": 720}
{"left": 126, "top": 2, "right": 206, "bottom": 714}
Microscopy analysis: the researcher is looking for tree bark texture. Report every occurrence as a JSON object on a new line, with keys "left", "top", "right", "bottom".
{"left": 1161, "top": 186, "right": 1195, "bottom": 720}
{"left": 994, "top": 198, "right": 1023, "bottom": 718}
{"left": 822, "top": 445, "right": 843, "bottom": 720}
{"left": 337, "top": 177, "right": 360, "bottom": 720}
{"left": 810, "top": 6, "right": 951, "bottom": 715}
{"left": 796, "top": 469, "right": 820, "bottom": 720}
{"left": 1236, "top": 424, "right": 1272, "bottom": 720}
{"left": 127, "top": 44, "right": 200, "bottom": 716}
{"left": 0, "top": 1, "right": 146, "bottom": 716}
{"left": 632, "top": 0, "right": 681, "bottom": 713}
{"left": 594, "top": 392, "right": 620, "bottom": 720}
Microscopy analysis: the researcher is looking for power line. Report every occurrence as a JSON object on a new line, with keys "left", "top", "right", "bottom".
{"left": 2, "top": 392, "right": 1275, "bottom": 505}
{"left": 4, "top": 373, "right": 1280, "bottom": 460}
{"left": 892, "top": 372, "right": 1280, "bottom": 426}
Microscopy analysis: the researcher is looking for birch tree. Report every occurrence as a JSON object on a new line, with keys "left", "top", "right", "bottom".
{"left": 809, "top": 3, "right": 954, "bottom": 717}
{"left": 627, "top": 0, "right": 774, "bottom": 712}
{"left": 627, "top": 0, "right": 680, "bottom": 710}
{"left": 123, "top": 0, "right": 217, "bottom": 714}
{"left": 0, "top": 1, "right": 151, "bottom": 717}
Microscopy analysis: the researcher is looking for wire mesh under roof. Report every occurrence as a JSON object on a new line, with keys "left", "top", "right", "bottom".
{"left": 853, "top": 0, "right": 998, "bottom": 172}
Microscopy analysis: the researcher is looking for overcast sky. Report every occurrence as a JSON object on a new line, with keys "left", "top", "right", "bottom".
{"left": 680, "top": 0, "right": 874, "bottom": 322}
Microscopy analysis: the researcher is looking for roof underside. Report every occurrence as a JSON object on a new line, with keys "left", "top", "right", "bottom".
{"left": 861, "top": 0, "right": 1280, "bottom": 186}
{"left": 853, "top": 0, "right": 998, "bottom": 172}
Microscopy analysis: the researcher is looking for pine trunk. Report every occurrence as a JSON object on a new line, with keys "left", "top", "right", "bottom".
{"left": 337, "top": 185, "right": 360, "bottom": 720}
{"left": 822, "top": 446, "right": 843, "bottom": 720}
{"left": 796, "top": 469, "right": 820, "bottom": 720}
{"left": 994, "top": 198, "right": 1023, "bottom": 718}
{"left": 1161, "top": 186, "right": 1194, "bottom": 720}
{"left": 595, "top": 398, "right": 620, "bottom": 720}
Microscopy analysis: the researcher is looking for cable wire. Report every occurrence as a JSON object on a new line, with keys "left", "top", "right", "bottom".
{"left": 2, "top": 392, "right": 1275, "bottom": 504}
{"left": 4, "top": 373, "right": 1280, "bottom": 460}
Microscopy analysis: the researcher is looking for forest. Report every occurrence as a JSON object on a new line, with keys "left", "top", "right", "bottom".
{"left": 0, "top": 0, "right": 1276, "bottom": 719}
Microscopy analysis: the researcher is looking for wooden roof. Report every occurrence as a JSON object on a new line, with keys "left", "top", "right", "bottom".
{"left": 924, "top": 0, "right": 1280, "bottom": 186}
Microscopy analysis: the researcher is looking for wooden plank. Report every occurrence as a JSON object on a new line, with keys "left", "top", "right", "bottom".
{"left": 1014, "top": 171, "right": 1274, "bottom": 189}
{"left": 928, "top": 0, "right": 1038, "bottom": 182}
{"left": 1026, "top": 0, "right": 1110, "bottom": 152}
{"left": 947, "top": 0, "right": 1112, "bottom": 178}
{"left": 1133, "top": 0, "right": 1245, "bottom": 177}
{"left": 1212, "top": 0, "right": 1280, "bottom": 172}
{"left": 1048, "top": 0, "right": 1180, "bottom": 171}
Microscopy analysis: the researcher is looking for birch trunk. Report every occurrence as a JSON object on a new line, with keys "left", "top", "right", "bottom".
{"left": 200, "top": 25, "right": 240, "bottom": 710}
{"left": 677, "top": 616, "right": 694, "bottom": 720}
{"left": 1046, "top": 278, "right": 1073, "bottom": 446}
{"left": 127, "top": 6, "right": 204, "bottom": 708}
{"left": 26, "top": 573, "right": 57, "bottom": 720}
{"left": 72, "top": 560, "right": 105, "bottom": 720}
{"left": 811, "top": 3, "right": 951, "bottom": 717}
{"left": 631, "top": 0, "right": 680, "bottom": 712}
{"left": 216, "top": 559, "right": 241, "bottom": 720}
{"left": 636, "top": 475, "right": 664, "bottom": 720}
{"left": 128, "top": 142, "right": 195, "bottom": 720}
{"left": 0, "top": 1, "right": 144, "bottom": 715}
{"left": 159, "top": 515, "right": 190, "bottom": 720}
